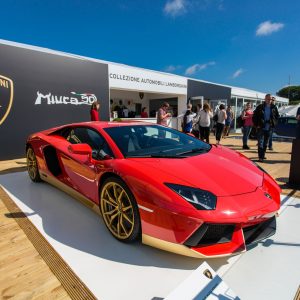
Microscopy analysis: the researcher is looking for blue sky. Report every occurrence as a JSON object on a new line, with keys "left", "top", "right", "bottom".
{"left": 1, "top": 0, "right": 299, "bottom": 94}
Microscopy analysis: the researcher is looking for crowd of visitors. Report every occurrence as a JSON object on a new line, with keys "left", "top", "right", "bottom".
{"left": 90, "top": 94, "right": 286, "bottom": 162}
{"left": 157, "top": 101, "right": 231, "bottom": 145}
{"left": 94, "top": 94, "right": 281, "bottom": 163}
{"left": 154, "top": 94, "right": 281, "bottom": 162}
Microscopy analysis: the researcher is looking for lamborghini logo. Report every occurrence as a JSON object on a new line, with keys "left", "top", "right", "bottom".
{"left": 0, "top": 75, "right": 14, "bottom": 126}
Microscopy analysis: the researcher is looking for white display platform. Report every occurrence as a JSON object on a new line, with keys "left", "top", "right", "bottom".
{"left": 1, "top": 172, "right": 300, "bottom": 300}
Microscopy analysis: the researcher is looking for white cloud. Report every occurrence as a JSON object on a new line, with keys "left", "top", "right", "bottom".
{"left": 185, "top": 61, "right": 215, "bottom": 75}
{"left": 164, "top": 0, "right": 187, "bottom": 16}
{"left": 163, "top": 0, "right": 226, "bottom": 16}
{"left": 256, "top": 21, "right": 284, "bottom": 36}
{"left": 164, "top": 65, "right": 182, "bottom": 72}
{"left": 232, "top": 68, "right": 244, "bottom": 79}
{"left": 218, "top": 0, "right": 224, "bottom": 10}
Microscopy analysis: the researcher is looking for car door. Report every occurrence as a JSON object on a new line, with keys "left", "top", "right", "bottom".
{"left": 60, "top": 127, "right": 114, "bottom": 202}
{"left": 275, "top": 117, "right": 297, "bottom": 137}
{"left": 275, "top": 117, "right": 287, "bottom": 136}
{"left": 286, "top": 117, "right": 297, "bottom": 137}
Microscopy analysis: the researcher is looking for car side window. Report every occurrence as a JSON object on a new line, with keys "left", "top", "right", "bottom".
{"left": 67, "top": 127, "right": 114, "bottom": 160}
{"left": 67, "top": 128, "right": 83, "bottom": 144}
{"left": 278, "top": 118, "right": 287, "bottom": 125}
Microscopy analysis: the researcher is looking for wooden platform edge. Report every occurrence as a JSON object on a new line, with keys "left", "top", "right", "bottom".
{"left": 0, "top": 186, "right": 97, "bottom": 300}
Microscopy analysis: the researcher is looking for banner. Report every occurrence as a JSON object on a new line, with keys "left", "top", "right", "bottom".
{"left": 0, "top": 42, "right": 109, "bottom": 159}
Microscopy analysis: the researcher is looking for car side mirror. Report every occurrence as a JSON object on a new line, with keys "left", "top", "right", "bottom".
{"left": 68, "top": 144, "right": 92, "bottom": 157}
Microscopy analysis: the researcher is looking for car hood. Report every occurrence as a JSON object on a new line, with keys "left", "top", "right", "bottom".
{"left": 129, "top": 146, "right": 263, "bottom": 197}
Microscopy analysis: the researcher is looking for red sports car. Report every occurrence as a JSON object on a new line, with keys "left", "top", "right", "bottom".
{"left": 26, "top": 121, "right": 281, "bottom": 258}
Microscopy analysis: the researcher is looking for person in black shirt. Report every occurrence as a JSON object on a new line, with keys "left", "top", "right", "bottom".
{"left": 253, "top": 94, "right": 279, "bottom": 162}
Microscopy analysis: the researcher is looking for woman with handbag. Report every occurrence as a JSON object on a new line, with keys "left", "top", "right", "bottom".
{"left": 223, "top": 105, "right": 234, "bottom": 138}
{"left": 198, "top": 103, "right": 213, "bottom": 143}
{"left": 192, "top": 104, "right": 202, "bottom": 138}
{"left": 215, "top": 104, "right": 227, "bottom": 145}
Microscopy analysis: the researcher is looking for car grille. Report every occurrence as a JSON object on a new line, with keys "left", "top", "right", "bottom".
{"left": 184, "top": 223, "right": 235, "bottom": 247}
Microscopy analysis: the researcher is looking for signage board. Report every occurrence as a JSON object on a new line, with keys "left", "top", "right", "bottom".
{"left": 109, "top": 64, "right": 187, "bottom": 95}
{"left": 0, "top": 42, "right": 109, "bottom": 159}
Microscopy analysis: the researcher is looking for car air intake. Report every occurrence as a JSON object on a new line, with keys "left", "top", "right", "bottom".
{"left": 184, "top": 224, "right": 235, "bottom": 247}
{"left": 243, "top": 216, "right": 276, "bottom": 246}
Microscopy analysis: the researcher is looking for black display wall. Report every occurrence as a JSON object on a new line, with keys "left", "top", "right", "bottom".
{"left": 187, "top": 79, "right": 231, "bottom": 101}
{"left": 0, "top": 43, "right": 109, "bottom": 160}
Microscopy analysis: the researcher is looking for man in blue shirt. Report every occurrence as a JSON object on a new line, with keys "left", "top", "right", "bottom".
{"left": 253, "top": 94, "right": 279, "bottom": 162}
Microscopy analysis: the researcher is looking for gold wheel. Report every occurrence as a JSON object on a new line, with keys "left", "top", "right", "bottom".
{"left": 26, "top": 147, "right": 41, "bottom": 182}
{"left": 100, "top": 178, "right": 140, "bottom": 242}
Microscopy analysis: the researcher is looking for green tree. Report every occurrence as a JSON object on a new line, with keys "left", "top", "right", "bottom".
{"left": 277, "top": 85, "right": 300, "bottom": 104}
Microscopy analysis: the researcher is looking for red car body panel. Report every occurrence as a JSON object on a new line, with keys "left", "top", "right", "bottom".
{"left": 26, "top": 121, "right": 281, "bottom": 257}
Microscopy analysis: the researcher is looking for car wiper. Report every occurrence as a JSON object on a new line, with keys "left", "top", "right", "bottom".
{"left": 150, "top": 154, "right": 183, "bottom": 158}
{"left": 177, "top": 148, "right": 208, "bottom": 156}
{"left": 126, "top": 154, "right": 183, "bottom": 158}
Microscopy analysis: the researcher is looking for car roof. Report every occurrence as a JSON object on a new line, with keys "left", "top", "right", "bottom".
{"left": 40, "top": 121, "right": 160, "bottom": 136}
{"left": 60, "top": 121, "right": 156, "bottom": 131}
{"left": 85, "top": 121, "right": 154, "bottom": 129}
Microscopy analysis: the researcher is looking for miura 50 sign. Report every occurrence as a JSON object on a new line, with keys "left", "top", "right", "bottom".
{"left": 0, "top": 75, "right": 14, "bottom": 126}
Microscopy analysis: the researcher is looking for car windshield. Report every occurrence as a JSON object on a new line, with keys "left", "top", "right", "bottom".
{"left": 104, "top": 125, "right": 211, "bottom": 158}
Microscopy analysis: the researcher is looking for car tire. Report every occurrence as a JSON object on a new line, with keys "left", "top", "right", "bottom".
{"left": 100, "top": 177, "right": 141, "bottom": 243}
{"left": 26, "top": 147, "right": 42, "bottom": 182}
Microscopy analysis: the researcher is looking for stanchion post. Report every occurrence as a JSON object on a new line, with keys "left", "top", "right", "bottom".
{"left": 289, "top": 138, "right": 300, "bottom": 188}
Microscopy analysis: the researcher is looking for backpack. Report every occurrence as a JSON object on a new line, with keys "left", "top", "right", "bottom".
{"left": 183, "top": 111, "right": 190, "bottom": 130}
{"left": 213, "top": 114, "right": 218, "bottom": 122}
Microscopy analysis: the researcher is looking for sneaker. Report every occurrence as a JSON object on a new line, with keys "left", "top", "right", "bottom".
{"left": 268, "top": 147, "right": 273, "bottom": 151}
{"left": 258, "top": 158, "right": 264, "bottom": 162}
{"left": 242, "top": 145, "right": 250, "bottom": 149}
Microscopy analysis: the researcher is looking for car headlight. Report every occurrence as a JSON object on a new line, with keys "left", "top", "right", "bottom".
{"left": 165, "top": 183, "right": 217, "bottom": 210}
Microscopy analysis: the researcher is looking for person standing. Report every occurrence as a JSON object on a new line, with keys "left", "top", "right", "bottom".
{"left": 199, "top": 103, "right": 213, "bottom": 143}
{"left": 177, "top": 103, "right": 196, "bottom": 133}
{"left": 253, "top": 94, "right": 279, "bottom": 162}
{"left": 268, "top": 97, "right": 277, "bottom": 150}
{"left": 223, "top": 105, "right": 234, "bottom": 138}
{"left": 141, "top": 107, "right": 148, "bottom": 118}
{"left": 157, "top": 102, "right": 171, "bottom": 126}
{"left": 296, "top": 106, "right": 300, "bottom": 139}
{"left": 90, "top": 100, "right": 100, "bottom": 121}
{"left": 241, "top": 102, "right": 254, "bottom": 149}
{"left": 215, "top": 104, "right": 227, "bottom": 145}
{"left": 192, "top": 103, "right": 202, "bottom": 138}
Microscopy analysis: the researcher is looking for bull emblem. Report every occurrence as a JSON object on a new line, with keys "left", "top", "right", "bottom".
{"left": 0, "top": 75, "right": 14, "bottom": 126}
